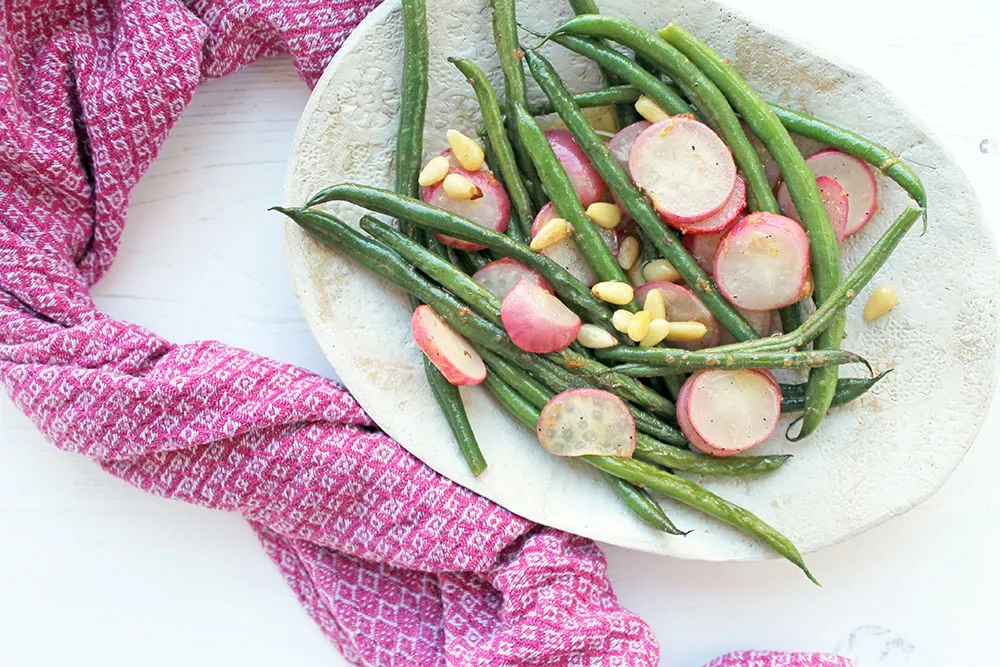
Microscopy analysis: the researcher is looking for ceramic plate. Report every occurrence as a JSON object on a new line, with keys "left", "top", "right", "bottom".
{"left": 283, "top": 0, "right": 998, "bottom": 560}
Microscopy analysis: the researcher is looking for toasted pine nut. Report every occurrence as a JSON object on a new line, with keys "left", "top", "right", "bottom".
{"left": 577, "top": 324, "right": 618, "bottom": 349}
{"left": 586, "top": 202, "right": 622, "bottom": 229}
{"left": 417, "top": 155, "right": 450, "bottom": 187}
{"left": 642, "top": 288, "right": 666, "bottom": 321}
{"left": 801, "top": 269, "right": 815, "bottom": 298}
{"left": 664, "top": 321, "right": 708, "bottom": 342}
{"left": 627, "top": 310, "right": 652, "bottom": 342}
{"left": 446, "top": 129, "right": 485, "bottom": 171}
{"left": 617, "top": 236, "right": 640, "bottom": 271}
{"left": 640, "top": 318, "right": 670, "bottom": 347}
{"left": 643, "top": 259, "right": 681, "bottom": 283}
{"left": 627, "top": 259, "right": 646, "bottom": 288}
{"left": 863, "top": 286, "right": 898, "bottom": 321}
{"left": 529, "top": 217, "right": 572, "bottom": 251}
{"left": 442, "top": 173, "right": 482, "bottom": 200}
{"left": 592, "top": 281, "right": 635, "bottom": 305}
{"left": 635, "top": 95, "right": 669, "bottom": 123}
{"left": 612, "top": 309, "right": 634, "bottom": 333}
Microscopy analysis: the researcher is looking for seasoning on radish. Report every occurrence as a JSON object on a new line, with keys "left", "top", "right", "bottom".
{"left": 421, "top": 166, "right": 510, "bottom": 250}
{"left": 682, "top": 230, "right": 727, "bottom": 275}
{"left": 410, "top": 305, "right": 487, "bottom": 386}
{"left": 677, "top": 175, "right": 746, "bottom": 235}
{"left": 536, "top": 389, "right": 636, "bottom": 458}
{"left": 776, "top": 175, "right": 849, "bottom": 244}
{"left": 501, "top": 279, "right": 582, "bottom": 353}
{"left": 532, "top": 202, "right": 619, "bottom": 286}
{"left": 472, "top": 258, "right": 553, "bottom": 300}
{"left": 677, "top": 370, "right": 782, "bottom": 457}
{"left": 634, "top": 281, "right": 721, "bottom": 350}
{"left": 713, "top": 212, "right": 811, "bottom": 311}
{"left": 628, "top": 117, "right": 737, "bottom": 225}
{"left": 801, "top": 149, "right": 879, "bottom": 237}
{"left": 546, "top": 129, "right": 607, "bottom": 207}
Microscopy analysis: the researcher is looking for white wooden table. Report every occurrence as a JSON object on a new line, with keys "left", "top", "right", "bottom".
{"left": 2, "top": 2, "right": 997, "bottom": 665}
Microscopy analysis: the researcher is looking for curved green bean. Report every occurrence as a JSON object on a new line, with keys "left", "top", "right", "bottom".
{"left": 527, "top": 84, "right": 643, "bottom": 117}
{"left": 567, "top": 0, "right": 639, "bottom": 126}
{"left": 602, "top": 472, "right": 688, "bottom": 535}
{"left": 781, "top": 370, "right": 892, "bottom": 413}
{"left": 480, "top": 134, "right": 527, "bottom": 243}
{"left": 596, "top": 348, "right": 868, "bottom": 373}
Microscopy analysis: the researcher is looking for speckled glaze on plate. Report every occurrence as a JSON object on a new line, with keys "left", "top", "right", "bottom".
{"left": 283, "top": 0, "right": 998, "bottom": 561}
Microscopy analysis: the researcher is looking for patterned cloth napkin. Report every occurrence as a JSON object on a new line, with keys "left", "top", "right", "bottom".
{"left": 0, "top": 1, "right": 853, "bottom": 665}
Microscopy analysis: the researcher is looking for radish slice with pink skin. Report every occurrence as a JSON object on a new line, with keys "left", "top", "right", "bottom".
{"left": 683, "top": 230, "right": 727, "bottom": 275}
{"left": 608, "top": 121, "right": 651, "bottom": 169}
{"left": 776, "top": 175, "right": 849, "bottom": 244}
{"left": 718, "top": 308, "right": 780, "bottom": 345}
{"left": 532, "top": 202, "right": 619, "bottom": 287}
{"left": 714, "top": 212, "right": 811, "bottom": 312}
{"left": 421, "top": 167, "right": 509, "bottom": 251}
{"left": 801, "top": 149, "right": 878, "bottom": 237}
{"left": 546, "top": 129, "right": 607, "bottom": 207}
{"left": 410, "top": 305, "right": 487, "bottom": 386}
{"left": 677, "top": 176, "right": 746, "bottom": 235}
{"left": 677, "top": 370, "right": 781, "bottom": 457}
{"left": 634, "top": 281, "right": 721, "bottom": 350}
{"left": 473, "top": 258, "right": 553, "bottom": 299}
{"left": 629, "top": 117, "right": 737, "bottom": 224}
{"left": 536, "top": 389, "right": 636, "bottom": 458}
{"left": 501, "top": 279, "right": 582, "bottom": 353}
{"left": 741, "top": 120, "right": 782, "bottom": 189}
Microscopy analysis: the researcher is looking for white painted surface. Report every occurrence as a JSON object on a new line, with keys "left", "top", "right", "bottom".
{"left": 0, "top": 2, "right": 997, "bottom": 665}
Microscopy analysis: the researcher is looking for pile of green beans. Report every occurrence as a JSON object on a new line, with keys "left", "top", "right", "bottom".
{"left": 286, "top": 5, "right": 928, "bottom": 582}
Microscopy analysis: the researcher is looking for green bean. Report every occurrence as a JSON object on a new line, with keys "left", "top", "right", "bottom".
{"left": 426, "top": 370, "right": 487, "bottom": 475}
{"left": 451, "top": 57, "right": 535, "bottom": 240}
{"left": 510, "top": 102, "right": 637, "bottom": 303}
{"left": 781, "top": 370, "right": 892, "bottom": 413}
{"left": 482, "top": 135, "right": 527, "bottom": 243}
{"left": 583, "top": 455, "right": 816, "bottom": 583}
{"left": 602, "top": 472, "right": 688, "bottom": 535}
{"left": 522, "top": 48, "right": 757, "bottom": 341}
{"left": 596, "top": 348, "right": 868, "bottom": 373}
{"left": 489, "top": 0, "right": 545, "bottom": 208}
{"left": 527, "top": 85, "right": 643, "bottom": 117}
{"left": 305, "top": 184, "right": 615, "bottom": 328}
{"left": 660, "top": 24, "right": 844, "bottom": 441}
{"left": 546, "top": 16, "right": 776, "bottom": 214}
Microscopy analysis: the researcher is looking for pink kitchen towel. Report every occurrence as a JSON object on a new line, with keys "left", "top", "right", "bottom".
{"left": 0, "top": 1, "right": 852, "bottom": 665}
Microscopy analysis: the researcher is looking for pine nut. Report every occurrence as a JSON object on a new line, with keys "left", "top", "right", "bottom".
{"left": 576, "top": 324, "right": 618, "bottom": 349}
{"left": 863, "top": 286, "right": 898, "bottom": 321}
{"left": 586, "top": 202, "right": 622, "bottom": 229}
{"left": 592, "top": 281, "right": 635, "bottom": 305}
{"left": 612, "top": 309, "right": 634, "bottom": 333}
{"left": 617, "top": 236, "right": 640, "bottom": 271}
{"left": 418, "top": 155, "right": 450, "bottom": 187}
{"left": 664, "top": 321, "right": 708, "bottom": 342}
{"left": 626, "top": 260, "right": 647, "bottom": 288}
{"left": 801, "top": 269, "right": 815, "bottom": 298}
{"left": 635, "top": 95, "right": 669, "bottom": 123}
{"left": 446, "top": 129, "right": 485, "bottom": 171}
{"left": 643, "top": 259, "right": 681, "bottom": 283}
{"left": 627, "top": 310, "right": 652, "bottom": 342}
{"left": 442, "top": 173, "right": 482, "bottom": 200}
{"left": 640, "top": 318, "right": 670, "bottom": 347}
{"left": 529, "top": 217, "right": 572, "bottom": 251}
{"left": 642, "top": 288, "right": 666, "bottom": 321}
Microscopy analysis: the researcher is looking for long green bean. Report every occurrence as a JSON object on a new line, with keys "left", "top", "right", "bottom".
{"left": 305, "top": 184, "right": 615, "bottom": 328}
{"left": 781, "top": 371, "right": 892, "bottom": 413}
{"left": 522, "top": 48, "right": 757, "bottom": 341}
{"left": 596, "top": 348, "right": 867, "bottom": 373}
{"left": 480, "top": 134, "right": 527, "bottom": 243}
{"left": 602, "top": 472, "right": 688, "bottom": 534}
{"left": 527, "top": 85, "right": 643, "bottom": 117}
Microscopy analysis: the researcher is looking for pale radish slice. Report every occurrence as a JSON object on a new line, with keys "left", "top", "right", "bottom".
{"left": 629, "top": 117, "right": 737, "bottom": 224}
{"left": 803, "top": 149, "right": 878, "bottom": 237}
{"left": 678, "top": 176, "right": 746, "bottom": 235}
{"left": 532, "top": 202, "right": 619, "bottom": 287}
{"left": 718, "top": 308, "right": 781, "bottom": 345}
{"left": 421, "top": 167, "right": 510, "bottom": 251}
{"left": 634, "top": 281, "right": 721, "bottom": 350}
{"left": 608, "top": 121, "right": 651, "bottom": 169}
{"left": 536, "top": 389, "right": 636, "bottom": 458}
{"left": 678, "top": 370, "right": 781, "bottom": 457}
{"left": 775, "top": 175, "right": 849, "bottom": 244}
{"left": 410, "top": 305, "right": 486, "bottom": 386}
{"left": 473, "top": 258, "right": 553, "bottom": 299}
{"left": 683, "top": 230, "right": 727, "bottom": 275}
{"left": 714, "top": 212, "right": 811, "bottom": 312}
{"left": 546, "top": 129, "right": 607, "bottom": 207}
{"left": 501, "top": 279, "right": 582, "bottom": 353}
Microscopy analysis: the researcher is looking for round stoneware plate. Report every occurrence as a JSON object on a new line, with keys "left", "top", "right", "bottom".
{"left": 283, "top": 0, "right": 999, "bottom": 560}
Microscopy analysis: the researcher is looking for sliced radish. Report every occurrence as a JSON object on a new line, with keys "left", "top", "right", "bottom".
{"left": 410, "top": 305, "right": 486, "bottom": 386}
{"left": 473, "top": 258, "right": 553, "bottom": 299}
{"left": 678, "top": 370, "right": 781, "bottom": 457}
{"left": 802, "top": 149, "right": 878, "bottom": 237}
{"left": 532, "top": 202, "right": 619, "bottom": 287}
{"left": 678, "top": 176, "right": 746, "bottom": 235}
{"left": 714, "top": 212, "right": 811, "bottom": 312}
{"left": 629, "top": 117, "right": 736, "bottom": 225}
{"left": 536, "top": 389, "right": 636, "bottom": 458}
{"left": 501, "top": 279, "right": 582, "bottom": 353}
{"left": 683, "top": 230, "right": 727, "bottom": 275}
{"left": 741, "top": 120, "right": 782, "bottom": 189}
{"left": 775, "top": 175, "right": 849, "bottom": 244}
{"left": 608, "top": 121, "right": 651, "bottom": 170}
{"left": 546, "top": 129, "right": 607, "bottom": 207}
{"left": 718, "top": 308, "right": 780, "bottom": 345}
{"left": 421, "top": 167, "right": 510, "bottom": 251}
{"left": 634, "top": 281, "right": 721, "bottom": 350}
